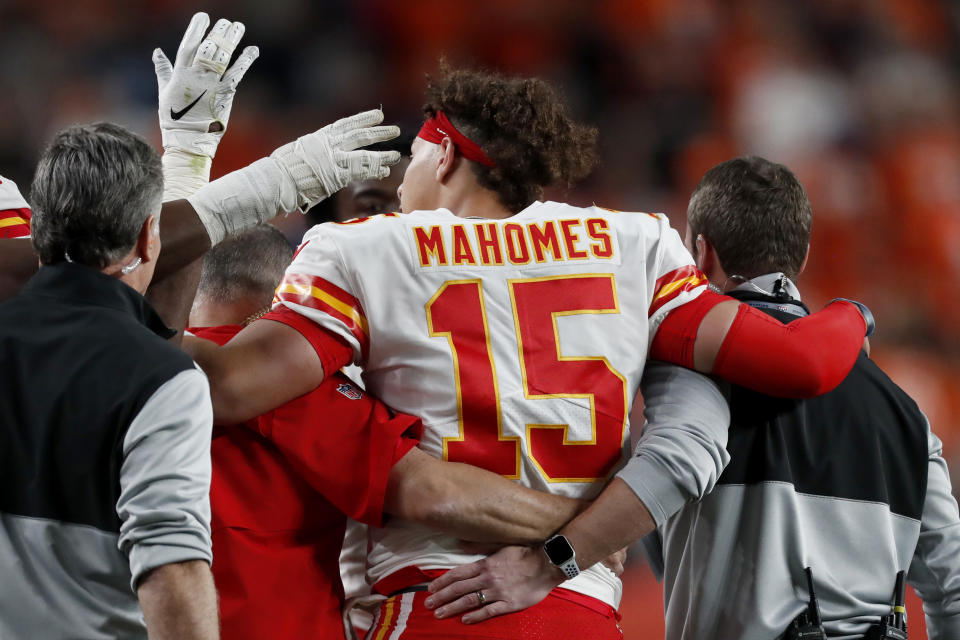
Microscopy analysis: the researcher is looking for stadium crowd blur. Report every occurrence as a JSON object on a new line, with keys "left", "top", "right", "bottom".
{"left": 1, "top": 0, "right": 958, "bottom": 635}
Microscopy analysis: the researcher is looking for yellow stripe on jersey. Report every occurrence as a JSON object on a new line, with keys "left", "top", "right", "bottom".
{"left": 276, "top": 281, "right": 369, "bottom": 336}
{"left": 373, "top": 597, "right": 396, "bottom": 640}
{"left": 0, "top": 216, "right": 28, "bottom": 229}
{"left": 652, "top": 274, "right": 706, "bottom": 303}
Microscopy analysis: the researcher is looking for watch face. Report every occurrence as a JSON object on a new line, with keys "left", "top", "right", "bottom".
{"left": 544, "top": 536, "right": 575, "bottom": 565}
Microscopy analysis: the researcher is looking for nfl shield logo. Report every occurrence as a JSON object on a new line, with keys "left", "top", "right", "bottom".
{"left": 336, "top": 383, "right": 363, "bottom": 400}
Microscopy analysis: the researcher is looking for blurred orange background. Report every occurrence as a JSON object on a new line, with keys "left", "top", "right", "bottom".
{"left": 1, "top": 0, "right": 956, "bottom": 635}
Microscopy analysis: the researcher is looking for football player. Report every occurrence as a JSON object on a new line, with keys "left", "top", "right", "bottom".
{"left": 187, "top": 224, "right": 605, "bottom": 640}
{"left": 182, "top": 65, "right": 872, "bottom": 639}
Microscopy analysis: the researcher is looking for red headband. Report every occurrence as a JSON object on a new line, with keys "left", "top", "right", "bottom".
{"left": 417, "top": 111, "right": 495, "bottom": 168}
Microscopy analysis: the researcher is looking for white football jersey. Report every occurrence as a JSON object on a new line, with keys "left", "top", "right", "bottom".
{"left": 275, "top": 200, "right": 706, "bottom": 608}
{"left": 0, "top": 176, "right": 31, "bottom": 239}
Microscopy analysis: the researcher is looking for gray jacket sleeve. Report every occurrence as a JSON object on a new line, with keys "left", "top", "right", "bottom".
{"left": 116, "top": 367, "right": 214, "bottom": 591}
{"left": 616, "top": 362, "right": 731, "bottom": 527}
{"left": 907, "top": 415, "right": 960, "bottom": 639}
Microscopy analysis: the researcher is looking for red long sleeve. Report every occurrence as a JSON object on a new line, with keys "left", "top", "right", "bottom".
{"left": 261, "top": 305, "right": 354, "bottom": 376}
{"left": 651, "top": 291, "right": 866, "bottom": 398}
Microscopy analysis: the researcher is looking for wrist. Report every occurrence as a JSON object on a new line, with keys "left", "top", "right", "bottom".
{"left": 187, "top": 157, "right": 298, "bottom": 245}
{"left": 160, "top": 127, "right": 223, "bottom": 158}
{"left": 542, "top": 534, "right": 581, "bottom": 580}
{"left": 533, "top": 545, "right": 568, "bottom": 586}
{"left": 161, "top": 149, "right": 212, "bottom": 202}
{"left": 829, "top": 298, "right": 875, "bottom": 337}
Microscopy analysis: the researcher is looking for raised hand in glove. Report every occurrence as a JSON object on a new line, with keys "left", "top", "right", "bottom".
{"left": 188, "top": 108, "right": 400, "bottom": 244}
{"left": 271, "top": 109, "right": 402, "bottom": 211}
{"left": 154, "top": 12, "right": 259, "bottom": 200}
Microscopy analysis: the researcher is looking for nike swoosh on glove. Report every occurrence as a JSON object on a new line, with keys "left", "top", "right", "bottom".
{"left": 154, "top": 11, "right": 259, "bottom": 158}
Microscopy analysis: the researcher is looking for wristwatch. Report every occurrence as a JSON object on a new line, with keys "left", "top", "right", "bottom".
{"left": 543, "top": 535, "right": 581, "bottom": 580}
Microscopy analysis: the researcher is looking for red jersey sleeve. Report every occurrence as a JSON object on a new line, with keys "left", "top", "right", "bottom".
{"left": 650, "top": 290, "right": 867, "bottom": 398}
{"left": 645, "top": 214, "right": 709, "bottom": 343}
{"left": 261, "top": 305, "right": 354, "bottom": 377}
{"left": 254, "top": 373, "right": 421, "bottom": 527}
{"left": 0, "top": 176, "right": 31, "bottom": 239}
{"left": 270, "top": 229, "right": 371, "bottom": 365}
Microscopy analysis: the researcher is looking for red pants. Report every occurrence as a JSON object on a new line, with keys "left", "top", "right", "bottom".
{"left": 365, "top": 590, "right": 623, "bottom": 640}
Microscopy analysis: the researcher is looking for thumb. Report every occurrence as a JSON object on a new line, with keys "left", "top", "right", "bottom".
{"left": 152, "top": 48, "right": 173, "bottom": 89}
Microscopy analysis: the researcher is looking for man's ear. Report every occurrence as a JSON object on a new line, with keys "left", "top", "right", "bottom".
{"left": 696, "top": 234, "right": 728, "bottom": 286}
{"left": 136, "top": 214, "right": 159, "bottom": 264}
{"left": 695, "top": 233, "right": 712, "bottom": 273}
{"left": 798, "top": 243, "right": 810, "bottom": 275}
{"left": 436, "top": 137, "right": 457, "bottom": 182}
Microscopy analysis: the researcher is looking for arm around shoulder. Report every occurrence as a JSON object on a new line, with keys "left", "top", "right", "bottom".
{"left": 653, "top": 291, "right": 868, "bottom": 397}
{"left": 617, "top": 362, "right": 730, "bottom": 527}
{"left": 182, "top": 318, "right": 328, "bottom": 424}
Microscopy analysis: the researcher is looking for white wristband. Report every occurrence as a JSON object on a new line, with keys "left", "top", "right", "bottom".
{"left": 186, "top": 157, "right": 298, "bottom": 245}
{"left": 161, "top": 148, "right": 213, "bottom": 202}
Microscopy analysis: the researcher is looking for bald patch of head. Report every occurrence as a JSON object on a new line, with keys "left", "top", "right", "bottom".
{"left": 196, "top": 224, "right": 293, "bottom": 306}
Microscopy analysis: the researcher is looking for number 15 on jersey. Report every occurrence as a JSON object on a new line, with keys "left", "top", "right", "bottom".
{"left": 426, "top": 273, "right": 629, "bottom": 484}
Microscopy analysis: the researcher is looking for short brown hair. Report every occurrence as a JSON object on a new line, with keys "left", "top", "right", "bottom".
{"left": 423, "top": 64, "right": 598, "bottom": 213}
{"left": 687, "top": 156, "right": 812, "bottom": 280}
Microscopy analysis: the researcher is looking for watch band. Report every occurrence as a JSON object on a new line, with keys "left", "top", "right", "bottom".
{"left": 544, "top": 535, "right": 581, "bottom": 580}
{"left": 557, "top": 557, "right": 580, "bottom": 580}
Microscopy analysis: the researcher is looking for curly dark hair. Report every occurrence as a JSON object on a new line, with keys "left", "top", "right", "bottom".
{"left": 423, "top": 64, "right": 598, "bottom": 213}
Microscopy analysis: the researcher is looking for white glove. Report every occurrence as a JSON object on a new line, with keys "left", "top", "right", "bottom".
{"left": 188, "top": 109, "right": 401, "bottom": 244}
{"left": 154, "top": 12, "right": 258, "bottom": 200}
{"left": 271, "top": 109, "right": 402, "bottom": 210}
{"left": 154, "top": 12, "right": 257, "bottom": 156}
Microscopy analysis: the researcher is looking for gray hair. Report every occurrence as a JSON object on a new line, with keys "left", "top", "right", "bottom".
{"left": 30, "top": 122, "right": 163, "bottom": 268}
{"left": 196, "top": 224, "right": 293, "bottom": 305}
